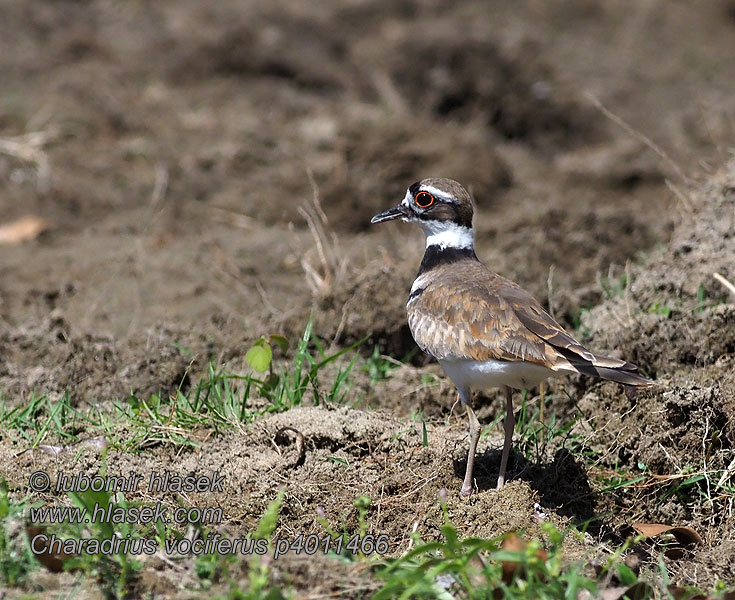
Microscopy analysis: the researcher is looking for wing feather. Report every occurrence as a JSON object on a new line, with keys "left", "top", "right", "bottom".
{"left": 407, "top": 266, "right": 557, "bottom": 367}
{"left": 406, "top": 261, "right": 651, "bottom": 386}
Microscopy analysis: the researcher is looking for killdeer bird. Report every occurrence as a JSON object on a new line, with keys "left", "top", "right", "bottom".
{"left": 371, "top": 178, "right": 653, "bottom": 496}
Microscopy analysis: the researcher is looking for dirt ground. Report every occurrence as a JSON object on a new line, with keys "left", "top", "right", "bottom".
{"left": 1, "top": 0, "right": 735, "bottom": 598}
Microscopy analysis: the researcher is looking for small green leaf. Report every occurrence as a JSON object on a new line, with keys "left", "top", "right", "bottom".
{"left": 246, "top": 343, "right": 273, "bottom": 372}
{"left": 354, "top": 495, "right": 371, "bottom": 511}
{"left": 126, "top": 393, "right": 140, "bottom": 411}
{"left": 269, "top": 334, "right": 289, "bottom": 354}
{"left": 253, "top": 490, "right": 284, "bottom": 540}
{"left": 263, "top": 372, "right": 280, "bottom": 391}
{"left": 616, "top": 562, "right": 638, "bottom": 586}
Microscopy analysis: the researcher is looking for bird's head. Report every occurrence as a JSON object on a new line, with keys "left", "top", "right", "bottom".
{"left": 371, "top": 178, "right": 475, "bottom": 249}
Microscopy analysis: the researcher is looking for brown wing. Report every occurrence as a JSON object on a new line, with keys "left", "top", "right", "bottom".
{"left": 407, "top": 263, "right": 562, "bottom": 368}
{"left": 513, "top": 300, "right": 630, "bottom": 368}
{"left": 408, "top": 261, "right": 652, "bottom": 386}
{"left": 499, "top": 281, "right": 616, "bottom": 365}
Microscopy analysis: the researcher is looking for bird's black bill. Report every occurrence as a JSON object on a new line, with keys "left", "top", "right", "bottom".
{"left": 370, "top": 204, "right": 407, "bottom": 224}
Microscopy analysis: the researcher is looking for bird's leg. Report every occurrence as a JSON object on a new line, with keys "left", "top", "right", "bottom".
{"left": 497, "top": 386, "right": 515, "bottom": 489}
{"left": 461, "top": 402, "right": 481, "bottom": 497}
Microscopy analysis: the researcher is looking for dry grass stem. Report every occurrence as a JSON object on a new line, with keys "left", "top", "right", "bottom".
{"left": 712, "top": 272, "right": 735, "bottom": 298}
{"left": 586, "top": 94, "right": 694, "bottom": 200}
{"left": 149, "top": 162, "right": 169, "bottom": 210}
{"left": 298, "top": 171, "right": 348, "bottom": 295}
{"left": 717, "top": 457, "right": 735, "bottom": 488}
{"left": 371, "top": 70, "right": 409, "bottom": 116}
{"left": 624, "top": 260, "right": 633, "bottom": 325}
{"left": 546, "top": 264, "right": 556, "bottom": 320}
{"left": 665, "top": 179, "right": 695, "bottom": 213}
{"left": 0, "top": 128, "right": 57, "bottom": 193}
{"left": 207, "top": 205, "right": 257, "bottom": 229}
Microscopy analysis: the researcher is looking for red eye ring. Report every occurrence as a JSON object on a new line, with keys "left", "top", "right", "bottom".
{"left": 414, "top": 191, "right": 435, "bottom": 208}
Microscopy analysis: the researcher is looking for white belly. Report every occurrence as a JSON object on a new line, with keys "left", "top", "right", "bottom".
{"left": 438, "top": 358, "right": 556, "bottom": 396}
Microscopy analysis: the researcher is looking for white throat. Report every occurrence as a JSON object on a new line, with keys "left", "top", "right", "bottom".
{"left": 421, "top": 220, "right": 474, "bottom": 250}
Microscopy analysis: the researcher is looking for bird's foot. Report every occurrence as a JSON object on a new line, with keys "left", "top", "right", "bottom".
{"left": 460, "top": 483, "right": 476, "bottom": 497}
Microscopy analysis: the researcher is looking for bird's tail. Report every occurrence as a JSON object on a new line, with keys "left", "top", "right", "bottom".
{"left": 513, "top": 306, "right": 653, "bottom": 388}
{"left": 591, "top": 365, "right": 653, "bottom": 387}
{"left": 553, "top": 345, "right": 654, "bottom": 387}
{"left": 569, "top": 355, "right": 654, "bottom": 387}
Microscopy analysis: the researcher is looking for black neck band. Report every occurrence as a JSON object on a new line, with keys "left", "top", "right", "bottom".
{"left": 417, "top": 245, "right": 478, "bottom": 275}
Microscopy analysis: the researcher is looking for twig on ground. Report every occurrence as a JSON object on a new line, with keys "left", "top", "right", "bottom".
{"left": 274, "top": 426, "right": 306, "bottom": 468}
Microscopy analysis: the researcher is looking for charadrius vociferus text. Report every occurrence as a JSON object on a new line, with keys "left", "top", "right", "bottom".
{"left": 371, "top": 178, "right": 652, "bottom": 496}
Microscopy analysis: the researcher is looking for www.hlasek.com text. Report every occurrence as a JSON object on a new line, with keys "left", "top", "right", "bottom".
{"left": 30, "top": 501, "right": 223, "bottom": 527}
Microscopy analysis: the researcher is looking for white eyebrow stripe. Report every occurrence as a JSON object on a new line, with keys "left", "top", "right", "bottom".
{"left": 419, "top": 185, "right": 456, "bottom": 203}
{"left": 401, "top": 189, "right": 412, "bottom": 206}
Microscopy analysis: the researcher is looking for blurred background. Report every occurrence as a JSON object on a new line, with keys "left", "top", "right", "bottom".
{"left": 1, "top": 0, "right": 734, "bottom": 393}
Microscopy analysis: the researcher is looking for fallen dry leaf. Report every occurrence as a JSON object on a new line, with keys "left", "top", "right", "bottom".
{"left": 667, "top": 585, "right": 735, "bottom": 600}
{"left": 631, "top": 523, "right": 703, "bottom": 545}
{"left": 598, "top": 582, "right": 654, "bottom": 600}
{"left": 668, "top": 586, "right": 708, "bottom": 600}
{"left": 500, "top": 533, "right": 548, "bottom": 584}
{"left": 0, "top": 216, "right": 50, "bottom": 244}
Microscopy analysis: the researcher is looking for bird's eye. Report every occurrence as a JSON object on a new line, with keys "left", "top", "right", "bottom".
{"left": 414, "top": 191, "right": 435, "bottom": 208}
